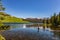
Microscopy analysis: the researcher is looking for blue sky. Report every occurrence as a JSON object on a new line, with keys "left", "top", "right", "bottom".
{"left": 2, "top": 0, "right": 60, "bottom": 18}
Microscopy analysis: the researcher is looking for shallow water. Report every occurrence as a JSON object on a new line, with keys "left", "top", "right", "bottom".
{"left": 1, "top": 24, "right": 60, "bottom": 40}
{"left": 1, "top": 28, "right": 60, "bottom": 40}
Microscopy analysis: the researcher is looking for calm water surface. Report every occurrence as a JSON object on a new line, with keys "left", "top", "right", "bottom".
{"left": 1, "top": 24, "right": 60, "bottom": 40}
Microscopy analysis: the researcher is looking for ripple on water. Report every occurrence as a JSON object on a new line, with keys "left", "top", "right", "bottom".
{"left": 1, "top": 28, "right": 59, "bottom": 40}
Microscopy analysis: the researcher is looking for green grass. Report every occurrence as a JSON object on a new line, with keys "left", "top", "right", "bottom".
{"left": 0, "top": 35, "right": 6, "bottom": 40}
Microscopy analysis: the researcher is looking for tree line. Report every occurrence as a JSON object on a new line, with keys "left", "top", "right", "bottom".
{"left": 23, "top": 12, "right": 60, "bottom": 27}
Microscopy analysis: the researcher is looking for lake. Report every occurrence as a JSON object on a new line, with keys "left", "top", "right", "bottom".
{"left": 1, "top": 24, "right": 60, "bottom": 40}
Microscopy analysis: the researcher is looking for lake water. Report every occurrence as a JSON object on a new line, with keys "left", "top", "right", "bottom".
{"left": 1, "top": 24, "right": 60, "bottom": 40}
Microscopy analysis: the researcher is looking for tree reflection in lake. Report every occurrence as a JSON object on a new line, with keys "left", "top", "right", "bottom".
{"left": 53, "top": 31, "right": 60, "bottom": 39}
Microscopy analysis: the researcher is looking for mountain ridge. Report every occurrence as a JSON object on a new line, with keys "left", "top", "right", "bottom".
{"left": 0, "top": 12, "right": 29, "bottom": 23}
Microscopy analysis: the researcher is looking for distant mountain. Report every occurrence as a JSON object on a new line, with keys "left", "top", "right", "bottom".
{"left": 23, "top": 18, "right": 43, "bottom": 23}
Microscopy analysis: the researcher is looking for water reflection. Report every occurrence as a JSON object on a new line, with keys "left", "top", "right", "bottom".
{"left": 1, "top": 28, "right": 54, "bottom": 40}
{"left": 37, "top": 27, "right": 39, "bottom": 32}
{"left": 1, "top": 24, "right": 60, "bottom": 40}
